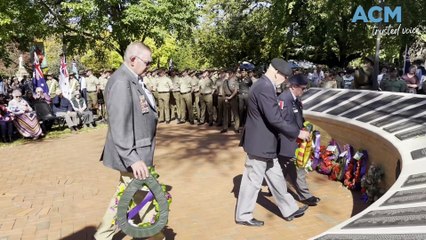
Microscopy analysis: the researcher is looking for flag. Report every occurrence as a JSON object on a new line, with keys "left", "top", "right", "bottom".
{"left": 72, "top": 60, "right": 79, "bottom": 79}
{"left": 403, "top": 44, "right": 410, "bottom": 74}
{"left": 59, "top": 55, "right": 71, "bottom": 99}
{"left": 32, "top": 52, "right": 48, "bottom": 94}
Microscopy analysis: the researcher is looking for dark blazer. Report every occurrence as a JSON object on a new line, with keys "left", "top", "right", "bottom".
{"left": 240, "top": 75, "right": 300, "bottom": 159}
{"left": 100, "top": 64, "right": 158, "bottom": 172}
{"left": 52, "top": 96, "right": 73, "bottom": 113}
{"left": 277, "top": 90, "right": 304, "bottom": 158}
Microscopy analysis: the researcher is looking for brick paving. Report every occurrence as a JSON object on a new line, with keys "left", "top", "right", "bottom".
{"left": 0, "top": 123, "right": 367, "bottom": 240}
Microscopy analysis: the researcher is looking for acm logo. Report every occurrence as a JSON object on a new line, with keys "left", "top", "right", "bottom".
{"left": 352, "top": 5, "right": 402, "bottom": 23}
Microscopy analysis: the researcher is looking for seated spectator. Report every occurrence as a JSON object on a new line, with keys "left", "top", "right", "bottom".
{"left": 380, "top": 68, "right": 407, "bottom": 93}
{"left": 70, "top": 91, "right": 95, "bottom": 128}
{"left": 52, "top": 89, "right": 79, "bottom": 132}
{"left": 34, "top": 87, "right": 51, "bottom": 104}
{"left": 23, "top": 90, "right": 36, "bottom": 108}
{"left": 7, "top": 90, "right": 43, "bottom": 140}
{"left": 0, "top": 94, "right": 13, "bottom": 142}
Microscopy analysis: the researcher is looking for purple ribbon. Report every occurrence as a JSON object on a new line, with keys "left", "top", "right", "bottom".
{"left": 127, "top": 191, "right": 154, "bottom": 219}
{"left": 311, "top": 131, "right": 321, "bottom": 169}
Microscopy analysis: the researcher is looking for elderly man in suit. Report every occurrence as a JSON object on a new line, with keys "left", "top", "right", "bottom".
{"left": 277, "top": 74, "right": 321, "bottom": 207}
{"left": 94, "top": 42, "right": 161, "bottom": 240}
{"left": 236, "top": 58, "right": 310, "bottom": 227}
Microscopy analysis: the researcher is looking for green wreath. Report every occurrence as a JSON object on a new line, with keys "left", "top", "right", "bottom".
{"left": 116, "top": 174, "right": 170, "bottom": 238}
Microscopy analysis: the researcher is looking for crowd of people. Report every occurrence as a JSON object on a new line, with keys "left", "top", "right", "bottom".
{"left": 1, "top": 56, "right": 425, "bottom": 143}
{"left": 0, "top": 70, "right": 110, "bottom": 143}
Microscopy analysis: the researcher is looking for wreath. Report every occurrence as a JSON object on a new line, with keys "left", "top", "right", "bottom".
{"left": 113, "top": 167, "right": 172, "bottom": 238}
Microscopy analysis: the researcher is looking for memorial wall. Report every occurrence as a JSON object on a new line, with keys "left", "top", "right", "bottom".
{"left": 301, "top": 88, "right": 426, "bottom": 239}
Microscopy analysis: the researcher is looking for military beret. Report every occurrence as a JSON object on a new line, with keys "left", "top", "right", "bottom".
{"left": 289, "top": 74, "right": 308, "bottom": 86}
{"left": 271, "top": 58, "right": 293, "bottom": 76}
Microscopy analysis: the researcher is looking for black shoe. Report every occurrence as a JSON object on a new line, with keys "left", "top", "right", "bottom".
{"left": 166, "top": 121, "right": 170, "bottom": 124}
{"left": 177, "top": 121, "right": 185, "bottom": 124}
{"left": 189, "top": 121, "right": 195, "bottom": 125}
{"left": 220, "top": 129, "right": 227, "bottom": 133}
{"left": 197, "top": 122, "right": 205, "bottom": 126}
{"left": 234, "top": 129, "right": 240, "bottom": 134}
{"left": 236, "top": 218, "right": 264, "bottom": 227}
{"left": 283, "top": 205, "right": 308, "bottom": 221}
{"left": 208, "top": 122, "right": 213, "bottom": 126}
{"left": 302, "top": 196, "right": 321, "bottom": 206}
{"left": 159, "top": 121, "right": 165, "bottom": 123}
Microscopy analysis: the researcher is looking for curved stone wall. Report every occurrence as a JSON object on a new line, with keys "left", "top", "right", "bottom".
{"left": 301, "top": 88, "right": 426, "bottom": 239}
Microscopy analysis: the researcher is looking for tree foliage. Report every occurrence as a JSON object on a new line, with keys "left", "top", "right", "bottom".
{"left": 0, "top": 0, "right": 424, "bottom": 72}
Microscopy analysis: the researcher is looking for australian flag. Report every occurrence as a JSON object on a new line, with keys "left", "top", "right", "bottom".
{"left": 32, "top": 52, "right": 48, "bottom": 94}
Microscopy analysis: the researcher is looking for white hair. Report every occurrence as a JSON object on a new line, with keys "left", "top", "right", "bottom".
{"left": 12, "top": 89, "right": 22, "bottom": 97}
{"left": 123, "top": 42, "right": 151, "bottom": 63}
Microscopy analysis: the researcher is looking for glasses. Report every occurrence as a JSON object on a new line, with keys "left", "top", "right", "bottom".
{"left": 14, "top": 95, "right": 22, "bottom": 98}
{"left": 135, "top": 56, "right": 152, "bottom": 67}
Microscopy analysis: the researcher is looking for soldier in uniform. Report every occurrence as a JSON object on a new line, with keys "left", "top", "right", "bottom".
{"left": 238, "top": 69, "right": 252, "bottom": 126}
{"left": 98, "top": 70, "right": 110, "bottom": 120}
{"left": 145, "top": 70, "right": 158, "bottom": 104}
{"left": 68, "top": 73, "right": 81, "bottom": 96}
{"left": 85, "top": 69, "right": 100, "bottom": 115}
{"left": 170, "top": 71, "right": 182, "bottom": 123}
{"left": 191, "top": 71, "right": 201, "bottom": 123}
{"left": 178, "top": 70, "right": 194, "bottom": 124}
{"left": 215, "top": 71, "right": 226, "bottom": 126}
{"left": 45, "top": 72, "right": 59, "bottom": 99}
{"left": 155, "top": 69, "right": 173, "bottom": 123}
{"left": 221, "top": 71, "right": 240, "bottom": 133}
{"left": 198, "top": 70, "right": 214, "bottom": 126}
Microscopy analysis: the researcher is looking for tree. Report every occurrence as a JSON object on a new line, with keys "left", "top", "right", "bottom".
{"left": 43, "top": 0, "right": 199, "bottom": 56}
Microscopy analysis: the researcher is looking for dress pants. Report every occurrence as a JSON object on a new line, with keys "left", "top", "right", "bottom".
{"left": 157, "top": 92, "right": 171, "bottom": 122}
{"left": 94, "top": 172, "right": 163, "bottom": 240}
{"left": 180, "top": 92, "right": 193, "bottom": 122}
{"left": 223, "top": 97, "right": 239, "bottom": 131}
{"left": 278, "top": 156, "right": 313, "bottom": 201}
{"left": 55, "top": 111, "right": 79, "bottom": 129}
{"left": 236, "top": 156, "right": 298, "bottom": 221}
{"left": 172, "top": 92, "right": 182, "bottom": 120}
{"left": 200, "top": 93, "right": 213, "bottom": 124}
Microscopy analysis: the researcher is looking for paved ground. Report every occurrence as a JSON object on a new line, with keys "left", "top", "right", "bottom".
{"left": 0, "top": 123, "right": 367, "bottom": 240}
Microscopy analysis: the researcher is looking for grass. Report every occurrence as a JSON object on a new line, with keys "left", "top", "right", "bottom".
{"left": 0, "top": 123, "right": 108, "bottom": 149}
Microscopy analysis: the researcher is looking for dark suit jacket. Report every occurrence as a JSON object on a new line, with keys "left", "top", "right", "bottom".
{"left": 277, "top": 90, "right": 304, "bottom": 158}
{"left": 240, "top": 75, "right": 300, "bottom": 159}
{"left": 52, "top": 96, "right": 73, "bottom": 113}
{"left": 101, "top": 64, "right": 158, "bottom": 172}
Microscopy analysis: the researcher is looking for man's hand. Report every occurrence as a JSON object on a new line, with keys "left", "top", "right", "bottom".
{"left": 298, "top": 130, "right": 310, "bottom": 141}
{"left": 131, "top": 161, "right": 149, "bottom": 180}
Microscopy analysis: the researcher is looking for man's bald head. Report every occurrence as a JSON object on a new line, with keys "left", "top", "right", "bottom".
{"left": 124, "top": 42, "right": 153, "bottom": 75}
{"left": 124, "top": 42, "right": 151, "bottom": 64}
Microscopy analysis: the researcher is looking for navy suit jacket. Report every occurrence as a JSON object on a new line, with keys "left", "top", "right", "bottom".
{"left": 277, "top": 90, "right": 304, "bottom": 158}
{"left": 52, "top": 96, "right": 73, "bottom": 113}
{"left": 240, "top": 75, "right": 300, "bottom": 159}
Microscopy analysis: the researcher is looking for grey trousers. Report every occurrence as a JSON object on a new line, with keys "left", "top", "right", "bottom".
{"left": 278, "top": 156, "right": 313, "bottom": 201}
{"left": 235, "top": 155, "right": 298, "bottom": 221}
{"left": 55, "top": 111, "right": 79, "bottom": 129}
{"left": 77, "top": 110, "right": 94, "bottom": 125}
